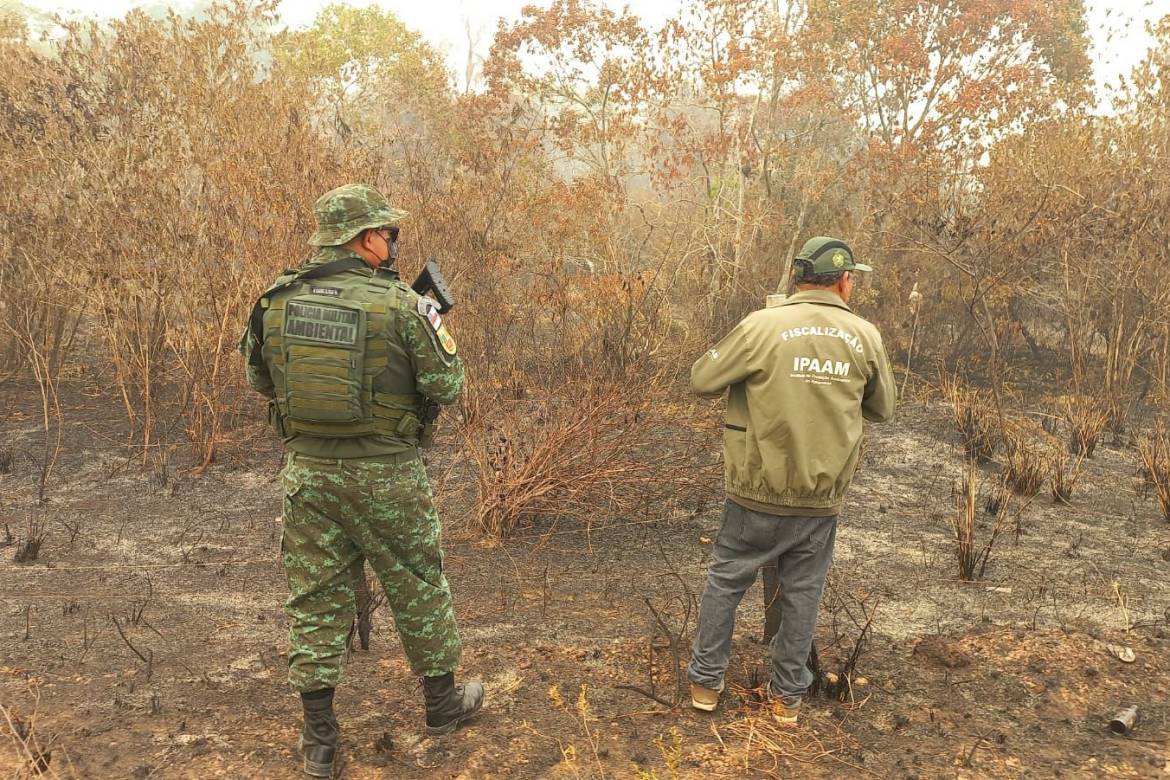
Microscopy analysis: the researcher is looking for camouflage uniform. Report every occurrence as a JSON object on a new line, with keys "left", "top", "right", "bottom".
{"left": 280, "top": 455, "right": 460, "bottom": 689}
{"left": 240, "top": 184, "right": 465, "bottom": 693}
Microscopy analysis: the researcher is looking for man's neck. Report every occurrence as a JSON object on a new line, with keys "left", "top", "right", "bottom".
{"left": 339, "top": 239, "right": 381, "bottom": 269}
{"left": 795, "top": 285, "right": 846, "bottom": 302}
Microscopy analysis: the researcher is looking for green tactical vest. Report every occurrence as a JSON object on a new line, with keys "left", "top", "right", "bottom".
{"left": 256, "top": 263, "right": 423, "bottom": 445}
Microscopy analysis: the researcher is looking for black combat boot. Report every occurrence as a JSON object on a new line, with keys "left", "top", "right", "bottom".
{"left": 422, "top": 672, "right": 484, "bottom": 736}
{"left": 298, "top": 688, "right": 339, "bottom": 777}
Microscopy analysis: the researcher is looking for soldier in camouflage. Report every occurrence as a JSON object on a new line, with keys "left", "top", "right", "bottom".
{"left": 240, "top": 184, "right": 483, "bottom": 777}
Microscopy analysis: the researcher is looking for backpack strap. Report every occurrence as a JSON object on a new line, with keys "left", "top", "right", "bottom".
{"left": 296, "top": 256, "right": 369, "bottom": 282}
{"left": 245, "top": 257, "right": 369, "bottom": 367}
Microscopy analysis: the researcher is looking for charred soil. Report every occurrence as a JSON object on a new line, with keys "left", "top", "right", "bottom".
{"left": 2, "top": 384, "right": 1169, "bottom": 779}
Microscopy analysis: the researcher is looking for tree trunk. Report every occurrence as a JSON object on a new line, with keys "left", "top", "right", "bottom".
{"left": 353, "top": 561, "right": 373, "bottom": 651}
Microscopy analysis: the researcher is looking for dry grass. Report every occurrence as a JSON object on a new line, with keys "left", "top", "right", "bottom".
{"left": 721, "top": 716, "right": 844, "bottom": 765}
{"left": 1066, "top": 397, "right": 1109, "bottom": 458}
{"left": 719, "top": 690, "right": 858, "bottom": 775}
{"left": 1137, "top": 423, "right": 1170, "bottom": 523}
{"left": 1049, "top": 446, "right": 1085, "bottom": 504}
{"left": 949, "top": 461, "right": 1006, "bottom": 581}
{"left": 1002, "top": 435, "right": 1045, "bottom": 498}
{"left": 12, "top": 514, "right": 46, "bottom": 564}
{"left": 941, "top": 375, "right": 1001, "bottom": 463}
{"left": 983, "top": 473, "right": 1012, "bottom": 517}
{"left": 0, "top": 684, "right": 72, "bottom": 779}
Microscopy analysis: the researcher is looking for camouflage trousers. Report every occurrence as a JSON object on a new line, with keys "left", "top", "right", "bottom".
{"left": 280, "top": 451, "right": 463, "bottom": 692}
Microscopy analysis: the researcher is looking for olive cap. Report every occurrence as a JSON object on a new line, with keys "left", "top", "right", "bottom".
{"left": 307, "top": 184, "right": 408, "bottom": 247}
{"left": 794, "top": 236, "right": 872, "bottom": 275}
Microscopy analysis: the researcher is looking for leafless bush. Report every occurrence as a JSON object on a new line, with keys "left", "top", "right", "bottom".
{"left": 949, "top": 461, "right": 1005, "bottom": 581}
{"left": 616, "top": 590, "right": 695, "bottom": 709}
{"left": 0, "top": 249, "right": 86, "bottom": 384}
{"left": 1138, "top": 423, "right": 1170, "bottom": 523}
{"left": 468, "top": 379, "right": 702, "bottom": 538}
{"left": 1066, "top": 396, "right": 1109, "bottom": 458}
{"left": 813, "top": 577, "right": 880, "bottom": 703}
{"left": 3, "top": 304, "right": 65, "bottom": 503}
{"left": 0, "top": 2, "right": 368, "bottom": 466}
{"left": 0, "top": 445, "right": 12, "bottom": 475}
{"left": 57, "top": 517, "right": 84, "bottom": 548}
{"left": 110, "top": 614, "right": 154, "bottom": 681}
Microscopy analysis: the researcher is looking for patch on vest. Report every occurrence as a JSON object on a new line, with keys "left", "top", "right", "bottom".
{"left": 285, "top": 301, "right": 359, "bottom": 345}
{"left": 417, "top": 296, "right": 457, "bottom": 356}
{"left": 310, "top": 286, "right": 341, "bottom": 297}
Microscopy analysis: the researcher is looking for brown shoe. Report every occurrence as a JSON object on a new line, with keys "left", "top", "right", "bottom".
{"left": 690, "top": 680, "right": 724, "bottom": 712}
{"left": 767, "top": 685, "right": 801, "bottom": 725}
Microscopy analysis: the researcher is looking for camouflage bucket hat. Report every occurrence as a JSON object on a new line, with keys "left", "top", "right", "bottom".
{"left": 794, "top": 236, "right": 873, "bottom": 276}
{"left": 308, "top": 183, "right": 409, "bottom": 247}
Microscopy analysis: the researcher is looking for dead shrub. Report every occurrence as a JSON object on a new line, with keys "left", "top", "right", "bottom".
{"left": 1066, "top": 396, "right": 1109, "bottom": 458}
{"left": 941, "top": 375, "right": 1000, "bottom": 463}
{"left": 0, "top": 444, "right": 13, "bottom": 474}
{"left": 0, "top": 3, "right": 368, "bottom": 466}
{"left": 1002, "top": 435, "right": 1045, "bottom": 497}
{"left": 468, "top": 380, "right": 701, "bottom": 539}
{"left": 811, "top": 576, "right": 880, "bottom": 703}
{"left": 949, "top": 461, "right": 1005, "bottom": 581}
{"left": 0, "top": 248, "right": 86, "bottom": 382}
{"left": 1137, "top": 423, "right": 1170, "bottom": 523}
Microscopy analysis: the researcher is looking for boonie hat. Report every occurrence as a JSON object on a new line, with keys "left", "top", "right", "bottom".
{"left": 308, "top": 183, "right": 408, "bottom": 247}
{"left": 794, "top": 236, "right": 872, "bottom": 276}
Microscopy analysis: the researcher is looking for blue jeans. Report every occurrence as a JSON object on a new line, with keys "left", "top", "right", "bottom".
{"left": 688, "top": 500, "right": 837, "bottom": 699}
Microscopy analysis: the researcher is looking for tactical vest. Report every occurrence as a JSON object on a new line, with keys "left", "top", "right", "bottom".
{"left": 256, "top": 265, "right": 423, "bottom": 443}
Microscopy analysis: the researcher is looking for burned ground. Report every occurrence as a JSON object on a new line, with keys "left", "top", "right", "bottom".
{"left": 2, "top": 385, "right": 1169, "bottom": 779}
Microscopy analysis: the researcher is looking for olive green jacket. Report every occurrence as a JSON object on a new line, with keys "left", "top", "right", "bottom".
{"left": 692, "top": 290, "right": 895, "bottom": 515}
{"left": 240, "top": 247, "right": 464, "bottom": 459}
